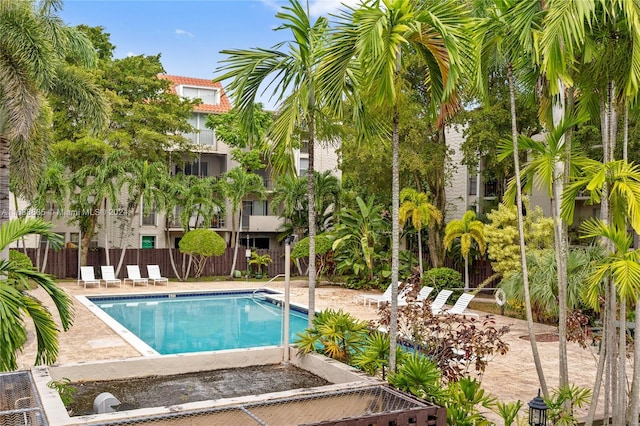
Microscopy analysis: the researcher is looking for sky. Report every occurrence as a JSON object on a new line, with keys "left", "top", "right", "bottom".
{"left": 59, "top": 0, "right": 356, "bottom": 109}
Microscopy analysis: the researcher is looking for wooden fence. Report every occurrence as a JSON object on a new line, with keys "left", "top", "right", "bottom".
{"left": 23, "top": 247, "right": 495, "bottom": 286}
{"left": 23, "top": 247, "right": 288, "bottom": 280}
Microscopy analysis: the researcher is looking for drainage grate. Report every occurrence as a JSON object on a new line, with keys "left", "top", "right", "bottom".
{"left": 90, "top": 385, "right": 445, "bottom": 426}
{"left": 0, "top": 371, "right": 48, "bottom": 426}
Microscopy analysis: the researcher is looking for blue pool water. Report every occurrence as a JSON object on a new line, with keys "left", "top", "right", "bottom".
{"left": 90, "top": 292, "right": 308, "bottom": 355}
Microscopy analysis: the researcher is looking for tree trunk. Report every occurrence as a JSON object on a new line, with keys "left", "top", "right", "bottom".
{"left": 629, "top": 298, "right": 640, "bottom": 426}
{"left": 0, "top": 136, "right": 10, "bottom": 263}
{"left": 165, "top": 218, "right": 182, "bottom": 280}
{"left": 551, "top": 82, "right": 569, "bottom": 389}
{"left": 229, "top": 208, "right": 241, "bottom": 277}
{"left": 388, "top": 85, "right": 401, "bottom": 373}
{"left": 464, "top": 256, "right": 469, "bottom": 291}
{"left": 307, "top": 97, "right": 317, "bottom": 326}
{"left": 103, "top": 197, "right": 111, "bottom": 266}
{"left": 508, "top": 64, "right": 548, "bottom": 395}
{"left": 417, "top": 231, "right": 423, "bottom": 278}
{"left": 617, "top": 298, "right": 627, "bottom": 423}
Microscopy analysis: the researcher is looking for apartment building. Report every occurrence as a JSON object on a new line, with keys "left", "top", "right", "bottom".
{"left": 12, "top": 74, "right": 340, "bottom": 251}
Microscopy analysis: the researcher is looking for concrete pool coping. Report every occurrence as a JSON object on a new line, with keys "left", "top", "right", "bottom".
{"left": 32, "top": 347, "right": 383, "bottom": 425}
{"left": 75, "top": 287, "right": 304, "bottom": 358}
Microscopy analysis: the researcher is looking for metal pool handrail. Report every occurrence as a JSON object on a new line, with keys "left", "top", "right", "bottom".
{"left": 252, "top": 274, "right": 285, "bottom": 299}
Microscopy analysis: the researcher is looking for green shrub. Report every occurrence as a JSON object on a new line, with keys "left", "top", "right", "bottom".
{"left": 423, "top": 267, "right": 462, "bottom": 290}
{"left": 178, "top": 229, "right": 226, "bottom": 278}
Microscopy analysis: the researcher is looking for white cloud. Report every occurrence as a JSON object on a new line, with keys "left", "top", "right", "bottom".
{"left": 259, "top": 0, "right": 359, "bottom": 16}
{"left": 175, "top": 28, "right": 194, "bottom": 38}
{"left": 126, "top": 51, "right": 136, "bottom": 57}
{"left": 308, "top": 0, "right": 360, "bottom": 16}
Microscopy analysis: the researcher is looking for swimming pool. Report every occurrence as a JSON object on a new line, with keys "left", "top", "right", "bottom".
{"left": 83, "top": 291, "right": 308, "bottom": 355}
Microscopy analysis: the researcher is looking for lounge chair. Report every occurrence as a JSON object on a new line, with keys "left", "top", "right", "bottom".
{"left": 125, "top": 265, "right": 149, "bottom": 287}
{"left": 78, "top": 266, "right": 100, "bottom": 288}
{"left": 429, "top": 289, "right": 453, "bottom": 315}
{"left": 100, "top": 265, "right": 122, "bottom": 287}
{"left": 147, "top": 264, "right": 169, "bottom": 286}
{"left": 398, "top": 286, "right": 434, "bottom": 306}
{"left": 441, "top": 293, "right": 479, "bottom": 319}
{"left": 370, "top": 285, "right": 409, "bottom": 308}
{"left": 356, "top": 286, "right": 392, "bottom": 306}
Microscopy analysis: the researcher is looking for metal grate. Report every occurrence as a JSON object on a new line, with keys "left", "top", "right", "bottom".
{"left": 0, "top": 371, "right": 48, "bottom": 426}
{"left": 90, "top": 385, "right": 445, "bottom": 426}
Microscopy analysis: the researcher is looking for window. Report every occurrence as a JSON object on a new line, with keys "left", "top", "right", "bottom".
{"left": 299, "top": 158, "right": 309, "bottom": 177}
{"left": 177, "top": 160, "right": 209, "bottom": 177}
{"left": 141, "top": 236, "right": 156, "bottom": 249}
{"left": 182, "top": 87, "right": 220, "bottom": 105}
{"left": 484, "top": 180, "right": 498, "bottom": 197}
{"left": 69, "top": 233, "right": 79, "bottom": 244}
{"left": 468, "top": 176, "right": 478, "bottom": 196}
{"left": 141, "top": 198, "right": 156, "bottom": 226}
{"left": 184, "top": 113, "right": 215, "bottom": 146}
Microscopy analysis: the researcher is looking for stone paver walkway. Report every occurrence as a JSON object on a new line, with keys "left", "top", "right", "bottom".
{"left": 17, "top": 279, "right": 609, "bottom": 423}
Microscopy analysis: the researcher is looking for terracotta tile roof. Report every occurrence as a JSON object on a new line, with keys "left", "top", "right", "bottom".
{"left": 158, "top": 74, "right": 233, "bottom": 114}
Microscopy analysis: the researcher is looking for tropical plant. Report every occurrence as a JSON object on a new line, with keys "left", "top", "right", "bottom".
{"left": 114, "top": 160, "right": 172, "bottom": 275}
{"left": 443, "top": 210, "right": 486, "bottom": 290}
{"left": 493, "top": 399, "right": 523, "bottom": 426}
{"left": 399, "top": 188, "right": 442, "bottom": 278}
{"left": 0, "top": 218, "right": 73, "bottom": 371}
{"left": 332, "top": 196, "right": 389, "bottom": 281}
{"left": 291, "top": 234, "right": 335, "bottom": 281}
{"left": 294, "top": 308, "right": 369, "bottom": 363}
{"left": 321, "top": 0, "right": 471, "bottom": 372}
{"left": 214, "top": 0, "right": 339, "bottom": 324}
{"left": 351, "top": 331, "right": 404, "bottom": 380}
{"left": 387, "top": 353, "right": 444, "bottom": 402}
{"left": 219, "top": 167, "right": 266, "bottom": 278}
{"left": 544, "top": 385, "right": 592, "bottom": 426}
{"left": 178, "top": 229, "right": 226, "bottom": 279}
{"left": 0, "top": 0, "right": 107, "bottom": 254}
{"left": 249, "top": 252, "right": 272, "bottom": 277}
{"left": 69, "top": 149, "right": 129, "bottom": 266}
{"left": 444, "top": 377, "right": 496, "bottom": 426}
{"left": 47, "top": 378, "right": 77, "bottom": 407}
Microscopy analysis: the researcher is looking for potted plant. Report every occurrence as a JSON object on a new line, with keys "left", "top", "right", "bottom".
{"left": 249, "top": 251, "right": 272, "bottom": 279}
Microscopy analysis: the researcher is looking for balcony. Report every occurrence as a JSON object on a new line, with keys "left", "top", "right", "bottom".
{"left": 242, "top": 215, "right": 284, "bottom": 233}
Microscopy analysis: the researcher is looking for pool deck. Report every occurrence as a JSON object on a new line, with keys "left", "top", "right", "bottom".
{"left": 18, "top": 279, "right": 608, "bottom": 423}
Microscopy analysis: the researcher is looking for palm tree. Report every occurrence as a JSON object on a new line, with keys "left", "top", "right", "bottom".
{"left": 113, "top": 160, "right": 172, "bottom": 276}
{"left": 399, "top": 188, "right": 442, "bottom": 277}
{"left": 320, "top": 0, "right": 470, "bottom": 372}
{"left": 214, "top": 0, "right": 333, "bottom": 323}
{"left": 71, "top": 150, "right": 129, "bottom": 266}
{"left": 0, "top": 0, "right": 107, "bottom": 238}
{"left": 29, "top": 160, "right": 69, "bottom": 272}
{"left": 474, "top": 0, "right": 551, "bottom": 395}
{"left": 0, "top": 218, "right": 73, "bottom": 371}
{"left": 443, "top": 210, "right": 486, "bottom": 290}
{"left": 219, "top": 167, "right": 266, "bottom": 278}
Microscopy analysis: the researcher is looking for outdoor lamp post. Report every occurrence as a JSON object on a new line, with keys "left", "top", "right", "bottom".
{"left": 282, "top": 234, "right": 294, "bottom": 364}
{"left": 528, "top": 389, "right": 548, "bottom": 426}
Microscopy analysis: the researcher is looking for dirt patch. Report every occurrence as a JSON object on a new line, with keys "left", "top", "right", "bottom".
{"left": 67, "top": 364, "right": 330, "bottom": 416}
{"left": 519, "top": 333, "right": 559, "bottom": 342}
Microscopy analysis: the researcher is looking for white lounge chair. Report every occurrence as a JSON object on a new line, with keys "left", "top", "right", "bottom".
{"left": 441, "top": 293, "right": 479, "bottom": 319}
{"left": 356, "top": 286, "right": 392, "bottom": 306}
{"left": 399, "top": 286, "right": 435, "bottom": 306}
{"left": 125, "top": 265, "right": 148, "bottom": 287}
{"left": 430, "top": 289, "right": 453, "bottom": 314}
{"left": 100, "top": 265, "right": 122, "bottom": 287}
{"left": 370, "top": 285, "right": 409, "bottom": 308}
{"left": 147, "top": 264, "right": 168, "bottom": 286}
{"left": 78, "top": 266, "right": 100, "bottom": 288}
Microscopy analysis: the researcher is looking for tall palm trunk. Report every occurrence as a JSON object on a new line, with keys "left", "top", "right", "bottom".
{"left": 229, "top": 207, "right": 242, "bottom": 277}
{"left": 0, "top": 137, "right": 10, "bottom": 263}
{"left": 307, "top": 102, "right": 317, "bottom": 326}
{"left": 388, "top": 98, "right": 401, "bottom": 374}
{"left": 417, "top": 231, "right": 423, "bottom": 277}
{"left": 551, "top": 82, "right": 569, "bottom": 389}
{"left": 508, "top": 64, "right": 548, "bottom": 395}
{"left": 630, "top": 299, "right": 640, "bottom": 425}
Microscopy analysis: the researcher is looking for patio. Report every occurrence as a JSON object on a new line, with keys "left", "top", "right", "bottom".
{"left": 16, "top": 279, "right": 607, "bottom": 423}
